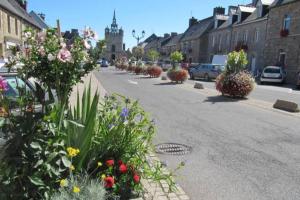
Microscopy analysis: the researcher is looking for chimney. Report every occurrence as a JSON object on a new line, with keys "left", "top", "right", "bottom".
{"left": 164, "top": 33, "right": 170, "bottom": 38}
{"left": 189, "top": 17, "right": 198, "bottom": 27}
{"left": 38, "top": 13, "right": 46, "bottom": 21}
{"left": 171, "top": 32, "right": 178, "bottom": 37}
{"left": 213, "top": 7, "right": 225, "bottom": 16}
{"left": 18, "top": 0, "right": 27, "bottom": 11}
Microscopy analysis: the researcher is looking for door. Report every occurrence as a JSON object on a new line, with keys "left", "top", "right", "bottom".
{"left": 251, "top": 56, "right": 256, "bottom": 75}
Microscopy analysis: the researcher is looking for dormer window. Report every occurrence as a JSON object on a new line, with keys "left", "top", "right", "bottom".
{"left": 283, "top": 15, "right": 291, "bottom": 31}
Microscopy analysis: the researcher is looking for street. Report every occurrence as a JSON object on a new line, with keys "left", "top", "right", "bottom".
{"left": 95, "top": 67, "right": 300, "bottom": 200}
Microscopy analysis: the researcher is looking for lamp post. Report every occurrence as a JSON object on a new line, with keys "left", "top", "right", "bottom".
{"left": 132, "top": 29, "right": 145, "bottom": 45}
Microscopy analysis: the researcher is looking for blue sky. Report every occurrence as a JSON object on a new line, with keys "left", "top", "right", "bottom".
{"left": 28, "top": 0, "right": 249, "bottom": 49}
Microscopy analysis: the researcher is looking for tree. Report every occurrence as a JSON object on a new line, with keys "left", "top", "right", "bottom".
{"left": 225, "top": 50, "right": 248, "bottom": 74}
{"left": 170, "top": 51, "right": 183, "bottom": 69}
{"left": 132, "top": 46, "right": 144, "bottom": 60}
{"left": 147, "top": 50, "right": 160, "bottom": 64}
{"left": 90, "top": 40, "right": 106, "bottom": 61}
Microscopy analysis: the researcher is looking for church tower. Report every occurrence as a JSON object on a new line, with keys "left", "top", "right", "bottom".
{"left": 104, "top": 10, "right": 125, "bottom": 62}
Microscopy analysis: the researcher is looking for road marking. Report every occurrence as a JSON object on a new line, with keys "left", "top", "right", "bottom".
{"left": 128, "top": 80, "right": 138, "bottom": 85}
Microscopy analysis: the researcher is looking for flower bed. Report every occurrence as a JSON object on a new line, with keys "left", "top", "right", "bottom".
{"left": 147, "top": 66, "right": 162, "bottom": 78}
{"left": 167, "top": 68, "right": 188, "bottom": 83}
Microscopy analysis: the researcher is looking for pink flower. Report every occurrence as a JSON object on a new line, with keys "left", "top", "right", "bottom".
{"left": 0, "top": 76, "right": 8, "bottom": 92}
{"left": 57, "top": 48, "right": 72, "bottom": 63}
{"left": 83, "top": 40, "right": 91, "bottom": 49}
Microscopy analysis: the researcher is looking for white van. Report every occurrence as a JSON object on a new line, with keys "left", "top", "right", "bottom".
{"left": 212, "top": 55, "right": 228, "bottom": 66}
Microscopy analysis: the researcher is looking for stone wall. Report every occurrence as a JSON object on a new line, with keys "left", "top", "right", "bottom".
{"left": 264, "top": 1, "right": 300, "bottom": 84}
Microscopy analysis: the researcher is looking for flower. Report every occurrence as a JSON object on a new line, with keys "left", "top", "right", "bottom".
{"left": 59, "top": 179, "right": 68, "bottom": 187}
{"left": 24, "top": 31, "right": 32, "bottom": 39}
{"left": 101, "top": 174, "right": 106, "bottom": 180}
{"left": 0, "top": 76, "right": 8, "bottom": 92}
{"left": 38, "top": 46, "right": 46, "bottom": 56}
{"left": 67, "top": 147, "right": 80, "bottom": 157}
{"left": 106, "top": 159, "right": 114, "bottom": 167}
{"left": 47, "top": 53, "right": 55, "bottom": 61}
{"left": 133, "top": 173, "right": 140, "bottom": 183}
{"left": 73, "top": 186, "right": 80, "bottom": 193}
{"left": 119, "top": 163, "right": 128, "bottom": 174}
{"left": 37, "top": 31, "right": 46, "bottom": 43}
{"left": 57, "top": 48, "right": 72, "bottom": 63}
{"left": 118, "top": 160, "right": 123, "bottom": 166}
{"left": 70, "top": 165, "right": 75, "bottom": 171}
{"left": 83, "top": 40, "right": 91, "bottom": 49}
{"left": 120, "top": 108, "right": 129, "bottom": 118}
{"left": 104, "top": 176, "right": 115, "bottom": 188}
{"left": 97, "top": 162, "right": 102, "bottom": 167}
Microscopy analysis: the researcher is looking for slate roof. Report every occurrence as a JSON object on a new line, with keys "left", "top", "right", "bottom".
{"left": 165, "top": 34, "right": 184, "bottom": 47}
{"left": 270, "top": 0, "right": 299, "bottom": 7}
{"left": 0, "top": 0, "right": 42, "bottom": 29}
{"left": 181, "top": 16, "right": 214, "bottom": 41}
{"left": 144, "top": 37, "right": 162, "bottom": 50}
{"left": 29, "top": 11, "right": 49, "bottom": 29}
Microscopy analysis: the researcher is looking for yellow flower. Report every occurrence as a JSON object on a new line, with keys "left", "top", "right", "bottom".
{"left": 101, "top": 174, "right": 106, "bottom": 180}
{"left": 73, "top": 186, "right": 80, "bottom": 193}
{"left": 59, "top": 179, "right": 68, "bottom": 187}
{"left": 67, "top": 147, "right": 80, "bottom": 157}
{"left": 70, "top": 165, "right": 75, "bottom": 171}
{"left": 97, "top": 162, "right": 102, "bottom": 167}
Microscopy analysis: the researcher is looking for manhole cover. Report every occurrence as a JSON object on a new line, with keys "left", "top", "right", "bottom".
{"left": 155, "top": 143, "right": 192, "bottom": 155}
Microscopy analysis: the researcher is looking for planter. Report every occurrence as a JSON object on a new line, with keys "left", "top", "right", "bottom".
{"left": 280, "top": 29, "right": 289, "bottom": 37}
{"left": 147, "top": 66, "right": 162, "bottom": 78}
{"left": 216, "top": 71, "right": 255, "bottom": 98}
{"left": 167, "top": 68, "right": 188, "bottom": 83}
{"left": 135, "top": 66, "right": 144, "bottom": 75}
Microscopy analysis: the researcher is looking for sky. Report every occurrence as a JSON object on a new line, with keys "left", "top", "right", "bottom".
{"left": 28, "top": 0, "right": 250, "bottom": 49}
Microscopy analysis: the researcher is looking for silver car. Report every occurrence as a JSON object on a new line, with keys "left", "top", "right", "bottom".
{"left": 189, "top": 64, "right": 225, "bottom": 81}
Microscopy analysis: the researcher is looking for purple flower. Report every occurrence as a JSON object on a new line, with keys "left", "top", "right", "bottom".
{"left": 120, "top": 108, "right": 129, "bottom": 118}
{"left": 57, "top": 48, "right": 72, "bottom": 63}
{"left": 0, "top": 76, "right": 8, "bottom": 92}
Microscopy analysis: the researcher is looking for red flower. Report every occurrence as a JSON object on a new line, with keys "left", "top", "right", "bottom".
{"left": 133, "top": 173, "right": 140, "bottom": 183}
{"left": 119, "top": 164, "right": 128, "bottom": 174}
{"left": 106, "top": 159, "right": 114, "bottom": 167}
{"left": 104, "top": 176, "right": 115, "bottom": 188}
{"left": 118, "top": 160, "right": 123, "bottom": 166}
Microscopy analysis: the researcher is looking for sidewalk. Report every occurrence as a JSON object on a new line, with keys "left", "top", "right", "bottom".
{"left": 70, "top": 71, "right": 191, "bottom": 200}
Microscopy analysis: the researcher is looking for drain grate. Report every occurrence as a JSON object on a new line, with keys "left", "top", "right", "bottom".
{"left": 155, "top": 143, "right": 192, "bottom": 155}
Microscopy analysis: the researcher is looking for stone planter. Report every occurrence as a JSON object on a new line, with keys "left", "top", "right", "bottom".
{"left": 167, "top": 68, "right": 188, "bottom": 83}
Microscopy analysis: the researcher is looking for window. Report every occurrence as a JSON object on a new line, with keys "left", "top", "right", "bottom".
{"left": 283, "top": 15, "right": 291, "bottom": 30}
{"left": 7, "top": 15, "right": 11, "bottom": 33}
{"left": 227, "top": 34, "right": 230, "bottom": 46}
{"left": 218, "top": 35, "right": 222, "bottom": 51}
{"left": 278, "top": 50, "right": 286, "bottom": 66}
{"left": 254, "top": 29, "right": 259, "bottom": 42}
{"left": 15, "top": 18, "right": 18, "bottom": 35}
{"left": 212, "top": 36, "right": 215, "bottom": 47}
{"left": 243, "top": 30, "right": 248, "bottom": 42}
{"left": 112, "top": 45, "right": 116, "bottom": 52}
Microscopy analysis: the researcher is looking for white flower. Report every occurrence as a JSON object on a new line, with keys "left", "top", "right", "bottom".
{"left": 47, "top": 53, "right": 55, "bottom": 61}
{"left": 24, "top": 31, "right": 32, "bottom": 39}
{"left": 83, "top": 40, "right": 91, "bottom": 49}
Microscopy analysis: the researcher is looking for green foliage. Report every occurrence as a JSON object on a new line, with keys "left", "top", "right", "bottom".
{"left": 132, "top": 46, "right": 144, "bottom": 60}
{"left": 0, "top": 113, "right": 70, "bottom": 200}
{"left": 170, "top": 51, "right": 183, "bottom": 63}
{"left": 51, "top": 175, "right": 106, "bottom": 200}
{"left": 225, "top": 50, "right": 248, "bottom": 74}
{"left": 90, "top": 40, "right": 106, "bottom": 61}
{"left": 147, "top": 50, "right": 160, "bottom": 63}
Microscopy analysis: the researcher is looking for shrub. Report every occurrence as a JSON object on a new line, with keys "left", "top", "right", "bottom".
{"left": 134, "top": 66, "right": 144, "bottom": 75}
{"left": 167, "top": 68, "right": 188, "bottom": 83}
{"left": 170, "top": 51, "right": 183, "bottom": 64}
{"left": 51, "top": 175, "right": 106, "bottom": 200}
{"left": 147, "top": 66, "right": 162, "bottom": 78}
{"left": 216, "top": 71, "right": 255, "bottom": 98}
{"left": 225, "top": 50, "right": 248, "bottom": 74}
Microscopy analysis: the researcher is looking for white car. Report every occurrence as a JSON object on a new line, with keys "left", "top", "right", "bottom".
{"left": 260, "top": 66, "right": 287, "bottom": 84}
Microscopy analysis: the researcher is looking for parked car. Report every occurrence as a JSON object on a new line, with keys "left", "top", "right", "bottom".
{"left": 101, "top": 60, "right": 109, "bottom": 67}
{"left": 161, "top": 61, "right": 172, "bottom": 71}
{"left": 187, "top": 63, "right": 200, "bottom": 74}
{"left": 189, "top": 64, "right": 225, "bottom": 81}
{"left": 260, "top": 66, "right": 286, "bottom": 84}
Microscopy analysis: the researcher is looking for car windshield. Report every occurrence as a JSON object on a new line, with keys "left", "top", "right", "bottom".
{"left": 264, "top": 68, "right": 280, "bottom": 73}
{"left": 213, "top": 65, "right": 225, "bottom": 71}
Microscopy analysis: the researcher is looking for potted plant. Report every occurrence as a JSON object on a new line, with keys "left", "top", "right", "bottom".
{"left": 146, "top": 50, "right": 162, "bottom": 78}
{"left": 216, "top": 50, "right": 255, "bottom": 98}
{"left": 167, "top": 51, "right": 188, "bottom": 83}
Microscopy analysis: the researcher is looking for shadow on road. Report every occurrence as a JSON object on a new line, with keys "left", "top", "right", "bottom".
{"left": 113, "top": 72, "right": 128, "bottom": 75}
{"left": 135, "top": 76, "right": 152, "bottom": 79}
{"left": 153, "top": 82, "right": 179, "bottom": 86}
{"left": 203, "top": 95, "right": 248, "bottom": 104}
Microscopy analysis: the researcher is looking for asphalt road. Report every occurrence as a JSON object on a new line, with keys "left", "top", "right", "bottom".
{"left": 95, "top": 67, "right": 300, "bottom": 200}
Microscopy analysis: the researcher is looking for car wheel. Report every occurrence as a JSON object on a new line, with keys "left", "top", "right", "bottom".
{"left": 204, "top": 74, "right": 209, "bottom": 81}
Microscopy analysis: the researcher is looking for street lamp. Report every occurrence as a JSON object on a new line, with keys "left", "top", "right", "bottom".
{"left": 132, "top": 29, "right": 145, "bottom": 45}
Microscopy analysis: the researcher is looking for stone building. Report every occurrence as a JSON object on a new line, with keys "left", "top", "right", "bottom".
{"left": 264, "top": 0, "right": 300, "bottom": 84}
{"left": 29, "top": 11, "right": 49, "bottom": 30}
{"left": 0, "top": 0, "right": 42, "bottom": 59}
{"left": 163, "top": 33, "right": 183, "bottom": 57}
{"left": 104, "top": 10, "right": 125, "bottom": 62}
{"left": 180, "top": 13, "right": 215, "bottom": 64}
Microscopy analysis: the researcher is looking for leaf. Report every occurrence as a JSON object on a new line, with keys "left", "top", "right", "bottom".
{"left": 61, "top": 156, "right": 71, "bottom": 168}
{"left": 33, "top": 160, "right": 44, "bottom": 168}
{"left": 30, "top": 142, "right": 42, "bottom": 150}
{"left": 67, "top": 120, "right": 85, "bottom": 128}
{"left": 28, "top": 176, "right": 45, "bottom": 186}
